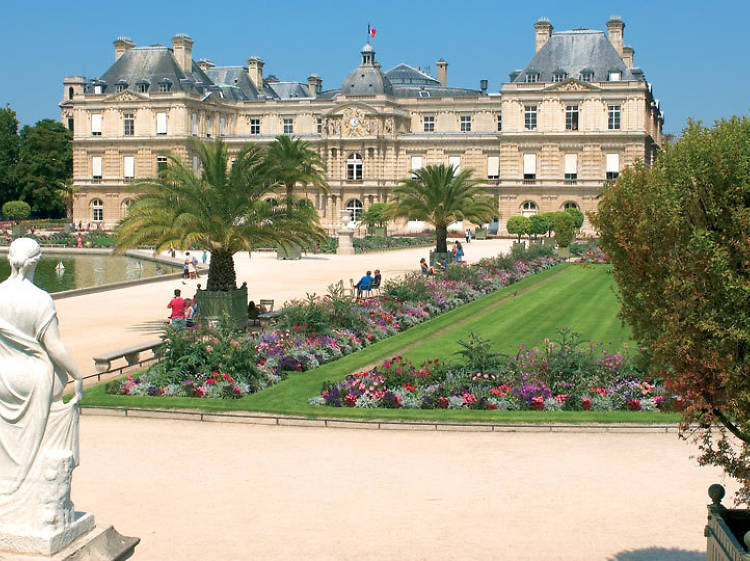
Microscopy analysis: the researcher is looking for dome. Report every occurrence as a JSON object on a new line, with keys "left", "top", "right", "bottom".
{"left": 341, "top": 42, "right": 393, "bottom": 96}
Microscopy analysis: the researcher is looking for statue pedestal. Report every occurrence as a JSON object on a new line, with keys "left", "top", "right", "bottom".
{"left": 0, "top": 523, "right": 139, "bottom": 561}
{"left": 0, "top": 512, "right": 94, "bottom": 556}
{"left": 337, "top": 229, "right": 355, "bottom": 255}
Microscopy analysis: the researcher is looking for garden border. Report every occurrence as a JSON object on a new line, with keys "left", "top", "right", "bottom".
{"left": 81, "top": 406, "right": 679, "bottom": 433}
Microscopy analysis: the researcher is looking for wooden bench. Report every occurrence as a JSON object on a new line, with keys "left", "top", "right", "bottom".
{"left": 92, "top": 338, "right": 164, "bottom": 373}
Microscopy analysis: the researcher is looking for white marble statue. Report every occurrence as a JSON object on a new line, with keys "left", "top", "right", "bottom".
{"left": 0, "top": 238, "right": 91, "bottom": 554}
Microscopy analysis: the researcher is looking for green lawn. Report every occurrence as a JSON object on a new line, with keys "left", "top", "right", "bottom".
{"left": 82, "top": 264, "right": 678, "bottom": 423}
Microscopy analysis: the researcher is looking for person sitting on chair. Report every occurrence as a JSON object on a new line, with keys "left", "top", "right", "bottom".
{"left": 248, "top": 300, "right": 260, "bottom": 322}
{"left": 354, "top": 270, "right": 374, "bottom": 298}
{"left": 371, "top": 269, "right": 382, "bottom": 289}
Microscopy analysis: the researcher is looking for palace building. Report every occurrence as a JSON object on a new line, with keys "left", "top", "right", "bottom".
{"left": 60, "top": 17, "right": 663, "bottom": 234}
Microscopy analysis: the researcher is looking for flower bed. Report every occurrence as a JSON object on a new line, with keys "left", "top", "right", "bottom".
{"left": 570, "top": 240, "right": 609, "bottom": 264}
{"left": 105, "top": 246, "right": 563, "bottom": 399}
{"left": 310, "top": 330, "right": 678, "bottom": 412}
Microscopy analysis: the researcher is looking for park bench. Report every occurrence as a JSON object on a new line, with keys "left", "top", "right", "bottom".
{"left": 92, "top": 338, "right": 163, "bottom": 373}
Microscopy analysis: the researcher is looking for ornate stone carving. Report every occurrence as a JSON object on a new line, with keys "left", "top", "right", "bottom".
{"left": 342, "top": 107, "right": 367, "bottom": 137}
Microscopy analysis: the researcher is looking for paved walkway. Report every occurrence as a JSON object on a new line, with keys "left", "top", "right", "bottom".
{"left": 74, "top": 414, "right": 732, "bottom": 561}
{"left": 53, "top": 239, "right": 513, "bottom": 375}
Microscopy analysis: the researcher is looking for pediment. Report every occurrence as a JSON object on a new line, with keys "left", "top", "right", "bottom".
{"left": 323, "top": 101, "right": 379, "bottom": 118}
{"left": 106, "top": 90, "right": 146, "bottom": 103}
{"left": 543, "top": 79, "right": 600, "bottom": 92}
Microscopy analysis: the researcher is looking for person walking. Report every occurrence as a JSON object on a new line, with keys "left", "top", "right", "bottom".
{"left": 183, "top": 252, "right": 191, "bottom": 279}
{"left": 455, "top": 241, "right": 464, "bottom": 263}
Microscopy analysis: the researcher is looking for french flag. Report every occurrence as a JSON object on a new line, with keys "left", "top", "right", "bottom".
{"left": 368, "top": 24, "right": 376, "bottom": 38}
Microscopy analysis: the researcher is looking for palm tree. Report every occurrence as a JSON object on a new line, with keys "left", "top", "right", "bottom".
{"left": 389, "top": 164, "right": 496, "bottom": 254}
{"left": 114, "top": 139, "right": 326, "bottom": 291}
{"left": 263, "top": 135, "right": 329, "bottom": 211}
{"left": 56, "top": 178, "right": 78, "bottom": 225}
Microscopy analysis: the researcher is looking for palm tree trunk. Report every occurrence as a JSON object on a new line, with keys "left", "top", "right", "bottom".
{"left": 285, "top": 183, "right": 294, "bottom": 212}
{"left": 206, "top": 248, "right": 237, "bottom": 291}
{"left": 436, "top": 226, "right": 448, "bottom": 254}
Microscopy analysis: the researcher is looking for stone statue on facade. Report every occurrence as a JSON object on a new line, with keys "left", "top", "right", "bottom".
{"left": 0, "top": 238, "right": 138, "bottom": 558}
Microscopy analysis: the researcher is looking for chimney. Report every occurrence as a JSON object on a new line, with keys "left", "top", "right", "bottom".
{"left": 113, "top": 36, "right": 135, "bottom": 61}
{"left": 436, "top": 59, "right": 447, "bottom": 87}
{"left": 606, "top": 16, "right": 625, "bottom": 56}
{"left": 198, "top": 58, "right": 215, "bottom": 73}
{"left": 479, "top": 79, "right": 488, "bottom": 94}
{"left": 534, "top": 18, "right": 553, "bottom": 52}
{"left": 171, "top": 34, "right": 194, "bottom": 74}
{"left": 247, "top": 56, "right": 265, "bottom": 89}
{"left": 622, "top": 46, "right": 634, "bottom": 69}
{"left": 307, "top": 74, "right": 322, "bottom": 98}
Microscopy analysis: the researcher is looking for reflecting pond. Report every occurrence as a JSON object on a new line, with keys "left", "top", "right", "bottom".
{"left": 0, "top": 254, "right": 179, "bottom": 293}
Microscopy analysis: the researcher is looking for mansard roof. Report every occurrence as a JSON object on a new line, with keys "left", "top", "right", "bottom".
{"left": 203, "top": 66, "right": 279, "bottom": 101}
{"left": 268, "top": 81, "right": 311, "bottom": 99}
{"left": 96, "top": 46, "right": 214, "bottom": 94}
{"left": 385, "top": 63, "right": 440, "bottom": 86}
{"left": 512, "top": 29, "right": 639, "bottom": 83}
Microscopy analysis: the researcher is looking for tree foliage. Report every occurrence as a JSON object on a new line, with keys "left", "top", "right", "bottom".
{"left": 388, "top": 164, "right": 495, "bottom": 253}
{"left": 0, "top": 106, "right": 20, "bottom": 207}
{"left": 552, "top": 211, "right": 575, "bottom": 247}
{"left": 15, "top": 119, "right": 72, "bottom": 217}
{"left": 359, "top": 202, "right": 390, "bottom": 232}
{"left": 506, "top": 215, "right": 531, "bottom": 242}
{"left": 565, "top": 207, "right": 585, "bottom": 230}
{"left": 262, "top": 135, "right": 328, "bottom": 211}
{"left": 115, "top": 139, "right": 326, "bottom": 291}
{"left": 591, "top": 117, "right": 750, "bottom": 502}
{"left": 2, "top": 200, "right": 31, "bottom": 221}
{"left": 528, "top": 214, "right": 549, "bottom": 238}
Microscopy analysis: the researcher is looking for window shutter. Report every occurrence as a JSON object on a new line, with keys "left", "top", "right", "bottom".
{"left": 220, "top": 117, "right": 226, "bottom": 135}
{"left": 449, "top": 156, "right": 461, "bottom": 172}
{"left": 487, "top": 156, "right": 499, "bottom": 177}
{"left": 156, "top": 113, "right": 167, "bottom": 134}
{"left": 411, "top": 156, "right": 423, "bottom": 171}
{"left": 91, "top": 113, "right": 102, "bottom": 134}
{"left": 92, "top": 156, "right": 102, "bottom": 177}
{"left": 606, "top": 153, "right": 620, "bottom": 173}
{"left": 123, "top": 156, "right": 134, "bottom": 178}
{"left": 523, "top": 154, "right": 537, "bottom": 175}
{"left": 564, "top": 154, "right": 577, "bottom": 174}
{"left": 192, "top": 114, "right": 198, "bottom": 135}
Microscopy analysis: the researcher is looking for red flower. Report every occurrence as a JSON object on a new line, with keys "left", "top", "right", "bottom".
{"left": 530, "top": 396, "right": 545, "bottom": 411}
{"left": 437, "top": 397, "right": 449, "bottom": 409}
{"left": 627, "top": 399, "right": 642, "bottom": 411}
{"left": 206, "top": 378, "right": 217, "bottom": 385}
{"left": 485, "top": 402, "right": 498, "bottom": 410}
{"left": 581, "top": 397, "right": 592, "bottom": 410}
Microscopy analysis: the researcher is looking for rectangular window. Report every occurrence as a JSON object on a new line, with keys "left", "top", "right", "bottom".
{"left": 156, "top": 156, "right": 168, "bottom": 176}
{"left": 564, "top": 154, "right": 577, "bottom": 182}
{"left": 460, "top": 115, "right": 472, "bottom": 132}
{"left": 606, "top": 153, "right": 620, "bottom": 180}
{"left": 67, "top": 118, "right": 74, "bottom": 132}
{"left": 220, "top": 117, "right": 226, "bottom": 136}
{"left": 123, "top": 113, "right": 134, "bottom": 136}
{"left": 317, "top": 117, "right": 323, "bottom": 134}
{"left": 497, "top": 113, "right": 502, "bottom": 132}
{"left": 523, "top": 154, "right": 536, "bottom": 182}
{"left": 91, "top": 113, "right": 102, "bottom": 136}
{"left": 608, "top": 105, "right": 621, "bottom": 130}
{"left": 92, "top": 156, "right": 102, "bottom": 179}
{"left": 137, "top": 83, "right": 148, "bottom": 93}
{"left": 283, "top": 118, "right": 294, "bottom": 134}
{"left": 94, "top": 85, "right": 103, "bottom": 95}
{"left": 423, "top": 115, "right": 435, "bottom": 132}
{"left": 449, "top": 156, "right": 461, "bottom": 172}
{"left": 487, "top": 156, "right": 499, "bottom": 180}
{"left": 123, "top": 156, "right": 135, "bottom": 179}
{"left": 525, "top": 74, "right": 538, "bottom": 83}
{"left": 156, "top": 113, "right": 168, "bottom": 135}
{"left": 192, "top": 113, "right": 198, "bottom": 136}
{"left": 565, "top": 105, "right": 579, "bottom": 131}
{"left": 524, "top": 105, "right": 537, "bottom": 130}
{"left": 206, "top": 118, "right": 212, "bottom": 137}
{"left": 411, "top": 155, "right": 423, "bottom": 178}
{"left": 250, "top": 118, "right": 260, "bottom": 135}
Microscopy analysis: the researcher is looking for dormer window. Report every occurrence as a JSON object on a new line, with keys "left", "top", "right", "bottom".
{"left": 94, "top": 85, "right": 103, "bottom": 95}
{"left": 608, "top": 71, "right": 622, "bottom": 81}
{"left": 158, "top": 79, "right": 172, "bottom": 93}
{"left": 115, "top": 80, "right": 128, "bottom": 93}
{"left": 525, "top": 72, "right": 540, "bottom": 83}
{"left": 552, "top": 71, "right": 568, "bottom": 83}
{"left": 136, "top": 80, "right": 149, "bottom": 93}
{"left": 579, "top": 69, "right": 595, "bottom": 82}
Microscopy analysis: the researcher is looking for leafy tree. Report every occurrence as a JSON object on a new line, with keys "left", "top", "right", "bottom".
{"left": 506, "top": 215, "right": 531, "bottom": 243}
{"left": 565, "top": 207, "right": 585, "bottom": 230}
{"left": 16, "top": 119, "right": 72, "bottom": 216}
{"left": 115, "top": 139, "right": 326, "bottom": 291}
{"left": 2, "top": 200, "right": 31, "bottom": 221}
{"left": 359, "top": 202, "right": 390, "bottom": 234}
{"left": 388, "top": 164, "right": 495, "bottom": 253}
{"left": 528, "top": 214, "right": 548, "bottom": 239}
{"left": 539, "top": 212, "right": 556, "bottom": 237}
{"left": 262, "top": 135, "right": 328, "bottom": 212}
{"left": 552, "top": 211, "right": 575, "bottom": 247}
{"left": 591, "top": 117, "right": 750, "bottom": 502}
{"left": 0, "top": 106, "right": 20, "bottom": 206}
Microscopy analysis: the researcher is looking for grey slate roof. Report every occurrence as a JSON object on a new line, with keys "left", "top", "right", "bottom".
{"left": 385, "top": 63, "right": 440, "bottom": 86}
{"left": 341, "top": 43, "right": 393, "bottom": 96}
{"left": 95, "top": 46, "right": 215, "bottom": 94}
{"left": 511, "top": 30, "right": 639, "bottom": 83}
{"left": 268, "top": 81, "right": 311, "bottom": 99}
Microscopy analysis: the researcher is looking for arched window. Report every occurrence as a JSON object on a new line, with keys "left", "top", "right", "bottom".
{"left": 345, "top": 199, "right": 363, "bottom": 222}
{"left": 346, "top": 153, "right": 363, "bottom": 181}
{"left": 521, "top": 201, "right": 538, "bottom": 217}
{"left": 68, "top": 86, "right": 74, "bottom": 100}
{"left": 121, "top": 199, "right": 132, "bottom": 218}
{"left": 91, "top": 199, "right": 103, "bottom": 222}
{"left": 563, "top": 201, "right": 579, "bottom": 210}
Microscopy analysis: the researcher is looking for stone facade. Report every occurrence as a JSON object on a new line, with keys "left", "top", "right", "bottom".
{"left": 60, "top": 17, "right": 663, "bottom": 235}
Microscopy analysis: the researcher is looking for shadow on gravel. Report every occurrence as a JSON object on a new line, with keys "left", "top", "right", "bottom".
{"left": 607, "top": 548, "right": 705, "bottom": 561}
{"left": 127, "top": 320, "right": 167, "bottom": 333}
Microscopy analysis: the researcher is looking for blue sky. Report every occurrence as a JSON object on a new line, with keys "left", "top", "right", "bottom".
{"left": 3, "top": 0, "right": 748, "bottom": 135}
